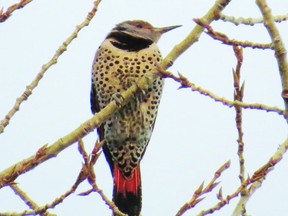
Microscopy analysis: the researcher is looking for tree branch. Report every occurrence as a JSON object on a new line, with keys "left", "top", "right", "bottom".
{"left": 197, "top": 138, "right": 288, "bottom": 216}
{"left": 158, "top": 68, "right": 284, "bottom": 116}
{"left": 176, "top": 161, "right": 231, "bottom": 216}
{"left": 256, "top": 0, "right": 288, "bottom": 120}
{"left": 232, "top": 45, "right": 248, "bottom": 216}
{"left": 9, "top": 183, "right": 55, "bottom": 216}
{"left": 0, "top": 0, "right": 102, "bottom": 134}
{"left": 194, "top": 18, "right": 273, "bottom": 49}
{"left": 160, "top": 0, "right": 232, "bottom": 69}
{"left": 0, "top": 0, "right": 33, "bottom": 22}
{"left": 232, "top": 46, "right": 246, "bottom": 185}
{"left": 0, "top": 140, "right": 120, "bottom": 216}
{"left": 218, "top": 13, "right": 288, "bottom": 26}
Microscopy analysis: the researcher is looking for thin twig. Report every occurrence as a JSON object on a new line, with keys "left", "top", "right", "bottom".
{"left": 158, "top": 67, "right": 284, "bottom": 116}
{"left": 5, "top": 140, "right": 104, "bottom": 216}
{"left": 231, "top": 46, "right": 248, "bottom": 216}
{"left": 194, "top": 18, "right": 273, "bottom": 49}
{"left": 197, "top": 138, "right": 288, "bottom": 216}
{"left": 77, "top": 140, "right": 126, "bottom": 216}
{"left": 0, "top": 0, "right": 102, "bottom": 134}
{"left": 176, "top": 161, "right": 231, "bottom": 216}
{"left": 232, "top": 46, "right": 246, "bottom": 184}
{"left": 218, "top": 13, "right": 288, "bottom": 26}
{"left": 86, "top": 175, "right": 127, "bottom": 216}
{"left": 9, "top": 183, "right": 54, "bottom": 216}
{"left": 256, "top": 0, "right": 288, "bottom": 120}
{"left": 160, "top": 0, "right": 232, "bottom": 69}
{"left": 0, "top": 140, "right": 124, "bottom": 216}
{"left": 0, "top": 0, "right": 32, "bottom": 22}
{"left": 9, "top": 183, "right": 39, "bottom": 210}
{"left": 232, "top": 179, "right": 264, "bottom": 216}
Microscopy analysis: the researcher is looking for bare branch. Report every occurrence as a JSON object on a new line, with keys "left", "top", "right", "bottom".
{"left": 9, "top": 183, "right": 39, "bottom": 210}
{"left": 9, "top": 183, "right": 54, "bottom": 216}
{"left": 232, "top": 179, "right": 264, "bottom": 216}
{"left": 158, "top": 67, "right": 284, "bottom": 116}
{"left": 231, "top": 45, "right": 248, "bottom": 215}
{"left": 4, "top": 140, "right": 105, "bottom": 216}
{"left": 257, "top": 0, "right": 288, "bottom": 119}
{"left": 0, "top": 0, "right": 102, "bottom": 134}
{"left": 77, "top": 140, "right": 126, "bottom": 216}
{"left": 218, "top": 13, "right": 288, "bottom": 26}
{"left": 232, "top": 46, "right": 246, "bottom": 185}
{"left": 0, "top": 0, "right": 32, "bottom": 22}
{"left": 160, "top": 0, "right": 232, "bottom": 69}
{"left": 197, "top": 138, "right": 288, "bottom": 216}
{"left": 194, "top": 18, "right": 273, "bottom": 49}
{"left": 176, "top": 161, "right": 231, "bottom": 216}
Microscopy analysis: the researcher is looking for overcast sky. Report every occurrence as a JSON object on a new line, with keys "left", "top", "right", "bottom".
{"left": 1, "top": 0, "right": 288, "bottom": 215}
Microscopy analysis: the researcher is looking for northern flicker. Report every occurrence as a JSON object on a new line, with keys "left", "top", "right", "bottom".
{"left": 90, "top": 20, "right": 180, "bottom": 216}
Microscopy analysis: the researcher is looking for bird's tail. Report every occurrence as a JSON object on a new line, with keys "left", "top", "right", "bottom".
{"left": 113, "top": 164, "right": 142, "bottom": 216}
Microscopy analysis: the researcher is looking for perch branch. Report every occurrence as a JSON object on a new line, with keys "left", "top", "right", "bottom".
{"left": 160, "top": 0, "right": 232, "bottom": 69}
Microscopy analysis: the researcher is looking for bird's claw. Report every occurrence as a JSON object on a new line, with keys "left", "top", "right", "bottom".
{"left": 111, "top": 93, "right": 124, "bottom": 107}
{"left": 135, "top": 77, "right": 149, "bottom": 95}
{"left": 138, "top": 86, "right": 147, "bottom": 95}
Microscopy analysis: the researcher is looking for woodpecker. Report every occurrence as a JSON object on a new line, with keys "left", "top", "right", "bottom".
{"left": 90, "top": 20, "right": 180, "bottom": 216}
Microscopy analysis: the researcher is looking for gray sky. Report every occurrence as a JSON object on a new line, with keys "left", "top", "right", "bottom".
{"left": 0, "top": 0, "right": 287, "bottom": 215}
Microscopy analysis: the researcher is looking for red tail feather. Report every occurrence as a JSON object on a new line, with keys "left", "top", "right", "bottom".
{"left": 113, "top": 164, "right": 142, "bottom": 215}
{"left": 114, "top": 165, "right": 141, "bottom": 197}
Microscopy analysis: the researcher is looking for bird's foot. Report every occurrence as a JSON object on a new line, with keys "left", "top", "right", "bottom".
{"left": 111, "top": 93, "right": 125, "bottom": 107}
{"left": 136, "top": 76, "right": 150, "bottom": 95}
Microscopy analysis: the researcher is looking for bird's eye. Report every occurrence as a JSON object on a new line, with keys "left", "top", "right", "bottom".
{"left": 136, "top": 24, "right": 143, "bottom": 28}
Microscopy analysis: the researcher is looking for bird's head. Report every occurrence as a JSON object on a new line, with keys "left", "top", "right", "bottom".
{"left": 112, "top": 20, "right": 181, "bottom": 43}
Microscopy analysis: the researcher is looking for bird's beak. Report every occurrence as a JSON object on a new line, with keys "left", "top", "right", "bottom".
{"left": 156, "top": 25, "right": 182, "bottom": 34}
{"left": 152, "top": 24, "right": 181, "bottom": 42}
